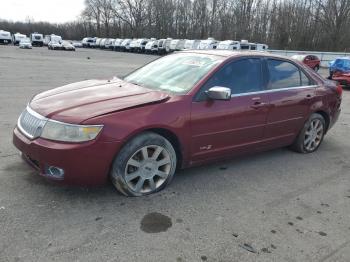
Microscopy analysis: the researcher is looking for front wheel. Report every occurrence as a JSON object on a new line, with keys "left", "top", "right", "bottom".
{"left": 291, "top": 113, "right": 326, "bottom": 153}
{"left": 110, "top": 132, "right": 177, "bottom": 196}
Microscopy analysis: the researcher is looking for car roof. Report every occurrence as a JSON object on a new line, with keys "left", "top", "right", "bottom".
{"left": 179, "top": 50, "right": 289, "bottom": 60}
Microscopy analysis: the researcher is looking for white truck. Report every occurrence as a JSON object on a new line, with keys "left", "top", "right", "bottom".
{"left": 30, "top": 33, "right": 44, "bottom": 47}
{"left": 0, "top": 30, "right": 12, "bottom": 45}
{"left": 13, "top": 33, "right": 27, "bottom": 45}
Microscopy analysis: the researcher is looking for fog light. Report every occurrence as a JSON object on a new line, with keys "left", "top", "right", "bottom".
{"left": 46, "top": 166, "right": 65, "bottom": 179}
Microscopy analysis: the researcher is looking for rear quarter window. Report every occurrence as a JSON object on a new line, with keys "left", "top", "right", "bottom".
{"left": 267, "top": 59, "right": 301, "bottom": 89}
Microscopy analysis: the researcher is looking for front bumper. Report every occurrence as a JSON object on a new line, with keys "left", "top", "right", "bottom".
{"left": 332, "top": 75, "right": 350, "bottom": 87}
{"left": 13, "top": 127, "right": 121, "bottom": 186}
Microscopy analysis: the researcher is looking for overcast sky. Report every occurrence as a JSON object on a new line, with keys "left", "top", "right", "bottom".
{"left": 0, "top": 0, "right": 85, "bottom": 23}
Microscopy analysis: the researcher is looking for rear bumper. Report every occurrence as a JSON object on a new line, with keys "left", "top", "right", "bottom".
{"left": 13, "top": 127, "right": 121, "bottom": 186}
{"left": 329, "top": 108, "right": 341, "bottom": 130}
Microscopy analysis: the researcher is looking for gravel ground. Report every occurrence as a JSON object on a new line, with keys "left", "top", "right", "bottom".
{"left": 0, "top": 46, "right": 350, "bottom": 262}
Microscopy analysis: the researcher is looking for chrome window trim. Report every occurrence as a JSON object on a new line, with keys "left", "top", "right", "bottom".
{"left": 230, "top": 85, "right": 318, "bottom": 97}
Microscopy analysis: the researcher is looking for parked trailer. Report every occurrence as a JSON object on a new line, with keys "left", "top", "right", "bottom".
{"left": 105, "top": 38, "right": 115, "bottom": 49}
{"left": 145, "top": 40, "right": 158, "bottom": 54}
{"left": 0, "top": 30, "right": 12, "bottom": 45}
{"left": 184, "top": 39, "right": 201, "bottom": 50}
{"left": 239, "top": 40, "right": 268, "bottom": 51}
{"left": 217, "top": 40, "right": 240, "bottom": 50}
{"left": 112, "top": 39, "right": 123, "bottom": 51}
{"left": 198, "top": 38, "right": 218, "bottom": 50}
{"left": 120, "top": 39, "right": 132, "bottom": 52}
{"left": 30, "top": 33, "right": 44, "bottom": 47}
{"left": 170, "top": 39, "right": 186, "bottom": 51}
{"left": 157, "top": 38, "right": 172, "bottom": 55}
{"left": 13, "top": 33, "right": 26, "bottom": 45}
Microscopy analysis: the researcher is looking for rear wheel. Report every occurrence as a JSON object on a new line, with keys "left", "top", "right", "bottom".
{"left": 291, "top": 113, "right": 326, "bottom": 153}
{"left": 110, "top": 132, "right": 177, "bottom": 196}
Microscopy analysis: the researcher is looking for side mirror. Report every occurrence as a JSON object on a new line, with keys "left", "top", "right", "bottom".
{"left": 206, "top": 86, "right": 231, "bottom": 100}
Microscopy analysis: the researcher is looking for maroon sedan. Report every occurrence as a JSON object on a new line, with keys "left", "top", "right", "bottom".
{"left": 291, "top": 54, "right": 321, "bottom": 72}
{"left": 13, "top": 51, "right": 342, "bottom": 196}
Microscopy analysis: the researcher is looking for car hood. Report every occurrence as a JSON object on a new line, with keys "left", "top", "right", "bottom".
{"left": 29, "top": 78, "right": 170, "bottom": 123}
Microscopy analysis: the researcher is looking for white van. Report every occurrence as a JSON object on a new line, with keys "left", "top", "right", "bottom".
{"left": 199, "top": 38, "right": 218, "bottom": 50}
{"left": 30, "top": 33, "right": 44, "bottom": 47}
{"left": 0, "top": 30, "right": 12, "bottom": 45}
{"left": 13, "top": 33, "right": 27, "bottom": 45}
{"left": 184, "top": 39, "right": 201, "bottom": 50}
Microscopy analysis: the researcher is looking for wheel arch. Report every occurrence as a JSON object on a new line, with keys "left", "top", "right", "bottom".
{"left": 120, "top": 127, "right": 184, "bottom": 169}
{"left": 145, "top": 128, "right": 183, "bottom": 168}
{"left": 314, "top": 110, "right": 330, "bottom": 132}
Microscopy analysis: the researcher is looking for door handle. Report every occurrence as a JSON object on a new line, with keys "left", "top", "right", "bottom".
{"left": 251, "top": 101, "right": 267, "bottom": 109}
{"left": 306, "top": 94, "right": 312, "bottom": 99}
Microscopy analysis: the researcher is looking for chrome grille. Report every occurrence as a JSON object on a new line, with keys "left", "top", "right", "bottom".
{"left": 17, "top": 107, "right": 47, "bottom": 139}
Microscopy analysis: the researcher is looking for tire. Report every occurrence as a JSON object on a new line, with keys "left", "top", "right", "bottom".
{"left": 110, "top": 132, "right": 177, "bottom": 196}
{"left": 291, "top": 113, "right": 326, "bottom": 153}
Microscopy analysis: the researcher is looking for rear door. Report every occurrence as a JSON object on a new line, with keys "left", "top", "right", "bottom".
{"left": 190, "top": 58, "right": 270, "bottom": 162}
{"left": 264, "top": 58, "right": 317, "bottom": 145}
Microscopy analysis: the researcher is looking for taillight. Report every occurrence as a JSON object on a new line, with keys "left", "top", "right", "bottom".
{"left": 336, "top": 84, "right": 343, "bottom": 97}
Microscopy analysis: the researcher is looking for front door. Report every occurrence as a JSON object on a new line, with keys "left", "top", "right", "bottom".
{"left": 190, "top": 58, "right": 269, "bottom": 163}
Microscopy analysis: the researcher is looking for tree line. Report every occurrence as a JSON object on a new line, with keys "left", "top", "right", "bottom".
{"left": 1, "top": 0, "right": 350, "bottom": 51}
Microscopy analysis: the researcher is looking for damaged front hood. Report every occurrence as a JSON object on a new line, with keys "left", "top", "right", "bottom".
{"left": 29, "top": 78, "right": 169, "bottom": 123}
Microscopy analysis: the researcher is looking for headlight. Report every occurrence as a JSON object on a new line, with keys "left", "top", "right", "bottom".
{"left": 41, "top": 120, "right": 103, "bottom": 142}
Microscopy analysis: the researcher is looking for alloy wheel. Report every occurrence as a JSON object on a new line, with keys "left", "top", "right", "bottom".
{"left": 304, "top": 119, "right": 324, "bottom": 151}
{"left": 124, "top": 145, "right": 172, "bottom": 194}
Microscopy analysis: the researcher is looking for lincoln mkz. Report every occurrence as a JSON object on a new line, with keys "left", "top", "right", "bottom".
{"left": 13, "top": 51, "right": 342, "bottom": 196}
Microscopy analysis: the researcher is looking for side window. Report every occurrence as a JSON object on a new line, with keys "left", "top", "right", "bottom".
{"left": 267, "top": 59, "right": 302, "bottom": 89}
{"left": 301, "top": 70, "right": 313, "bottom": 86}
{"left": 196, "top": 58, "right": 263, "bottom": 100}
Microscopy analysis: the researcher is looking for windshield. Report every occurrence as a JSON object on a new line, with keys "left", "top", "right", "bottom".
{"left": 124, "top": 53, "right": 223, "bottom": 94}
